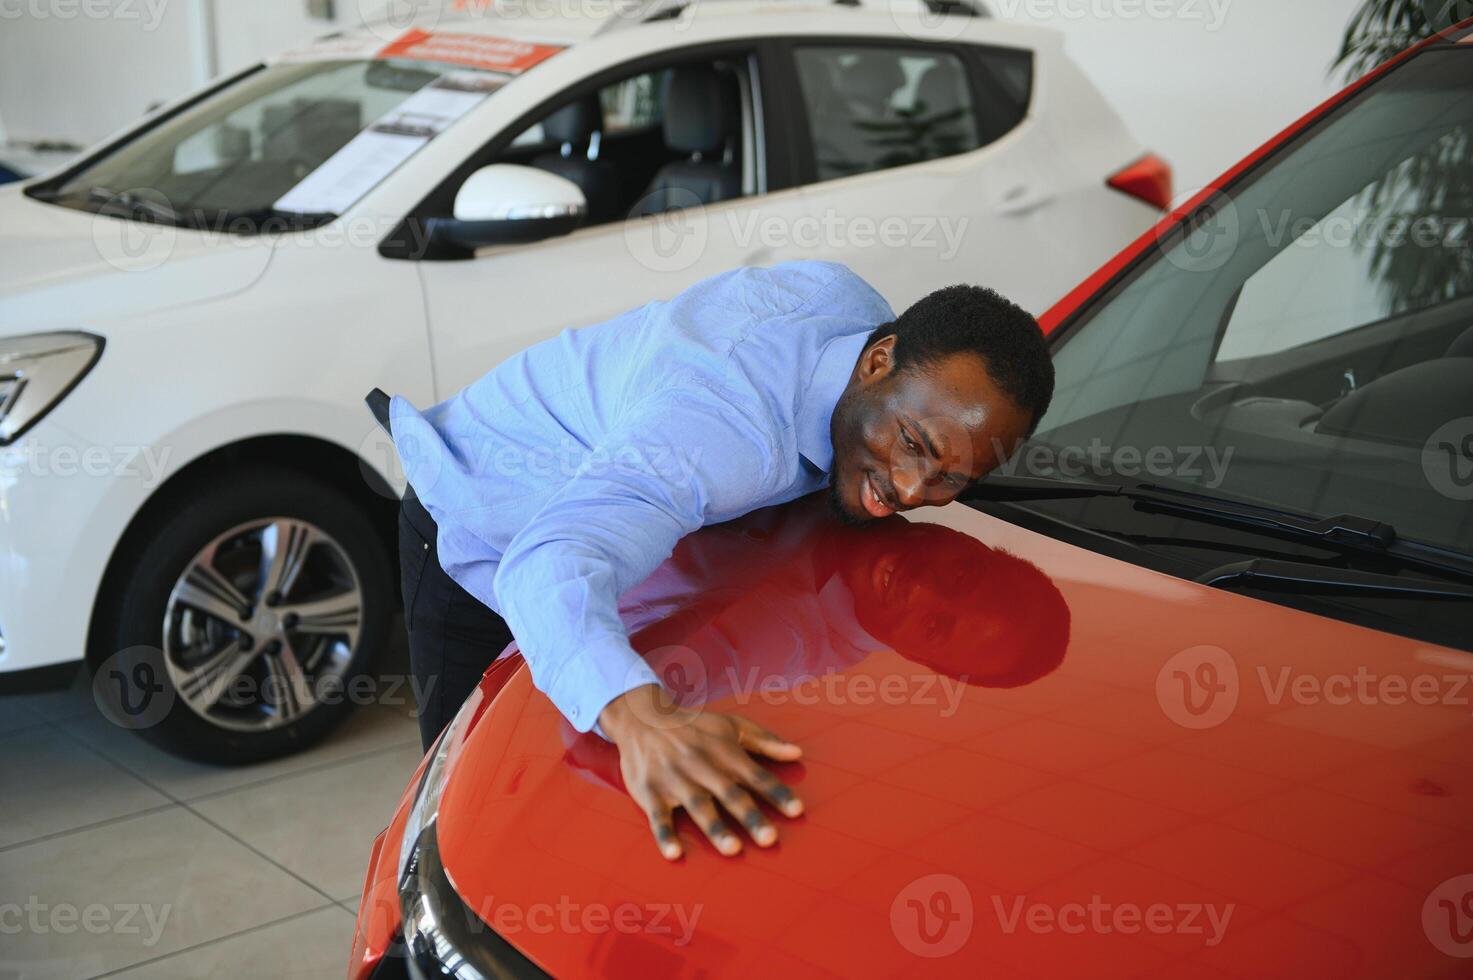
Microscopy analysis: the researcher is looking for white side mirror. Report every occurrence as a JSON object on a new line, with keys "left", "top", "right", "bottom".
{"left": 453, "top": 163, "right": 587, "bottom": 222}
{"left": 427, "top": 163, "right": 588, "bottom": 253}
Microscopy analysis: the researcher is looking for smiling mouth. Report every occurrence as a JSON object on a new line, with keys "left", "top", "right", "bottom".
{"left": 860, "top": 471, "right": 896, "bottom": 519}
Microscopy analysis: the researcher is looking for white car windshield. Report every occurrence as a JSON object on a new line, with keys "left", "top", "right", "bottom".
{"left": 40, "top": 58, "right": 506, "bottom": 231}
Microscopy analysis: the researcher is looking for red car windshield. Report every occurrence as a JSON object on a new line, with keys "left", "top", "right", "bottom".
{"left": 1032, "top": 47, "right": 1473, "bottom": 559}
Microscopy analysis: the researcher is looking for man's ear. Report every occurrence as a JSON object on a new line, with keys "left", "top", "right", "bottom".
{"left": 857, "top": 334, "right": 898, "bottom": 385}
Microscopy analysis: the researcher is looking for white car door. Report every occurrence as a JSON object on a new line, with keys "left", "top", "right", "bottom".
{"left": 415, "top": 42, "right": 812, "bottom": 398}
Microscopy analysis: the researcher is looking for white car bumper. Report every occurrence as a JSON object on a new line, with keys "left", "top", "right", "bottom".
{"left": 0, "top": 419, "right": 143, "bottom": 681}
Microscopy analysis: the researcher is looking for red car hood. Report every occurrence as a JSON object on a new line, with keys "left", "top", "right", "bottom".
{"left": 435, "top": 494, "right": 1473, "bottom": 978}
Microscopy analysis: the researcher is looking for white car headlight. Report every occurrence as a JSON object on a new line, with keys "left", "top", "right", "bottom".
{"left": 0, "top": 332, "right": 103, "bottom": 445}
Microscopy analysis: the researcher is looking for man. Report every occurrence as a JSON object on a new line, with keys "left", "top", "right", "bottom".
{"left": 388, "top": 260, "right": 1053, "bottom": 860}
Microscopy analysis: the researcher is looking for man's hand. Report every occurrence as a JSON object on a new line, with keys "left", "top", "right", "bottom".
{"left": 599, "top": 684, "right": 805, "bottom": 861}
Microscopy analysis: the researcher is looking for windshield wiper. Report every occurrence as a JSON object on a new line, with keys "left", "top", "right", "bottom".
{"left": 1195, "top": 558, "right": 1473, "bottom": 599}
{"left": 971, "top": 474, "right": 1393, "bottom": 548}
{"left": 968, "top": 474, "right": 1473, "bottom": 582}
{"left": 206, "top": 206, "right": 338, "bottom": 233}
{"left": 82, "top": 186, "right": 181, "bottom": 225}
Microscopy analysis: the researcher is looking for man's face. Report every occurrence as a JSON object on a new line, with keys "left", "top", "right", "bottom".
{"left": 828, "top": 337, "right": 1034, "bottom": 525}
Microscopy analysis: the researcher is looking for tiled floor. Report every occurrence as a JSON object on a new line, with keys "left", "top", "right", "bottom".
{"left": 1, "top": 627, "right": 425, "bottom": 979}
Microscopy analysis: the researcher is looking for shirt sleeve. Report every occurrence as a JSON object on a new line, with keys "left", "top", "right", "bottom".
{"left": 485, "top": 385, "right": 783, "bottom": 733}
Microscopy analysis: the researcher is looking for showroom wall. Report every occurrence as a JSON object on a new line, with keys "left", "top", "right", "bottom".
{"left": 996, "top": 0, "right": 1364, "bottom": 193}
{"left": 0, "top": 0, "right": 361, "bottom": 146}
{"left": 0, "top": 1, "right": 200, "bottom": 146}
{"left": 1, "top": 0, "right": 1362, "bottom": 191}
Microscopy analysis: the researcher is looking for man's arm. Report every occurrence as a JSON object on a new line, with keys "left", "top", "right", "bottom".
{"left": 484, "top": 388, "right": 805, "bottom": 859}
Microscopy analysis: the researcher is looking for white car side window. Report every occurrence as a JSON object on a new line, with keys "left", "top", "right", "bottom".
{"left": 491, "top": 53, "right": 761, "bottom": 229}
{"left": 793, "top": 46, "right": 981, "bottom": 183}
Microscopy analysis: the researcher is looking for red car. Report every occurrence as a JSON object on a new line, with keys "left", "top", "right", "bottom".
{"left": 352, "top": 21, "right": 1473, "bottom": 980}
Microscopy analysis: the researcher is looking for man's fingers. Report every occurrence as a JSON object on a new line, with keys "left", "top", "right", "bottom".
{"left": 616, "top": 714, "right": 804, "bottom": 864}
{"left": 735, "top": 716, "right": 803, "bottom": 763}
{"left": 681, "top": 790, "right": 742, "bottom": 856}
{"left": 715, "top": 744, "right": 804, "bottom": 819}
{"left": 746, "top": 763, "right": 805, "bottom": 818}
{"left": 686, "top": 750, "right": 783, "bottom": 845}
{"left": 628, "top": 780, "right": 683, "bottom": 861}
{"left": 714, "top": 781, "right": 778, "bottom": 847}
{"left": 646, "top": 801, "right": 683, "bottom": 861}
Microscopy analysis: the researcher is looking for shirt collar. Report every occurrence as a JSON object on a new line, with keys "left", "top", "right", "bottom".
{"left": 796, "top": 331, "right": 868, "bottom": 474}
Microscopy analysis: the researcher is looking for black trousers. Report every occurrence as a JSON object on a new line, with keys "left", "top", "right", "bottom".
{"left": 399, "top": 491, "right": 515, "bottom": 750}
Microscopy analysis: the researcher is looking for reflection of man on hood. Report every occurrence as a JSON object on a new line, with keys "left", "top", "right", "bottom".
{"left": 618, "top": 492, "right": 1069, "bottom": 705}
{"left": 565, "top": 492, "right": 1070, "bottom": 784}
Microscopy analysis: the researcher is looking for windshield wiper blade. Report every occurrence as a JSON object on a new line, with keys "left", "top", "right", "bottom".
{"left": 969, "top": 474, "right": 1473, "bottom": 581}
{"left": 971, "top": 474, "right": 1394, "bottom": 548}
{"left": 208, "top": 206, "right": 338, "bottom": 232}
{"left": 83, "top": 186, "right": 181, "bottom": 224}
{"left": 1196, "top": 558, "right": 1473, "bottom": 599}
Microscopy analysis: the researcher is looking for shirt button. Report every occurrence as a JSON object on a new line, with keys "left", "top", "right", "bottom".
{"left": 422, "top": 542, "right": 428, "bottom": 551}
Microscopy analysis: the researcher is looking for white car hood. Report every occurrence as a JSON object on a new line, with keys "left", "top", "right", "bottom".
{"left": 0, "top": 186, "right": 274, "bottom": 334}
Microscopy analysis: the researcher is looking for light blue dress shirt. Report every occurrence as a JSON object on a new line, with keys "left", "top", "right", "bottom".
{"left": 389, "top": 260, "right": 894, "bottom": 732}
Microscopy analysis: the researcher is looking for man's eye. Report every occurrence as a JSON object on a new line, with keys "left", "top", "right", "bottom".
{"left": 900, "top": 429, "right": 919, "bottom": 452}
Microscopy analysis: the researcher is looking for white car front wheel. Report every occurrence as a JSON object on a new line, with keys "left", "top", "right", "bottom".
{"left": 93, "top": 468, "right": 393, "bottom": 763}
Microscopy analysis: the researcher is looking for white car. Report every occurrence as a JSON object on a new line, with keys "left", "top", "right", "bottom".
{"left": 0, "top": 0, "right": 1167, "bottom": 761}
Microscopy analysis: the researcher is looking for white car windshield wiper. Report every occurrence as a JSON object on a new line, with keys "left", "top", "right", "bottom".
{"left": 968, "top": 474, "right": 1473, "bottom": 583}
{"left": 206, "top": 206, "right": 338, "bottom": 233}
{"left": 82, "top": 186, "right": 181, "bottom": 225}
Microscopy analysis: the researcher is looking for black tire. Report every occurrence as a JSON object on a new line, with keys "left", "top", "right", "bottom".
{"left": 92, "top": 467, "right": 393, "bottom": 764}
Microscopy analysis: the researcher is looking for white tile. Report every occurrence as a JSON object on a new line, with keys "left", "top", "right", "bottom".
{"left": 191, "top": 741, "right": 425, "bottom": 900}
{"left": 0, "top": 806, "right": 327, "bottom": 979}
{"left": 0, "top": 726, "right": 171, "bottom": 849}
{"left": 105, "top": 903, "right": 356, "bottom": 980}
{"left": 68, "top": 699, "right": 422, "bottom": 802}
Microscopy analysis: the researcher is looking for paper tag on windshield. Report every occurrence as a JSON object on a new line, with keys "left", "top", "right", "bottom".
{"left": 279, "top": 28, "right": 563, "bottom": 73}
{"left": 272, "top": 73, "right": 498, "bottom": 216}
{"left": 368, "top": 73, "right": 493, "bottom": 137}
{"left": 377, "top": 29, "right": 564, "bottom": 74}
{"left": 272, "top": 130, "right": 424, "bottom": 216}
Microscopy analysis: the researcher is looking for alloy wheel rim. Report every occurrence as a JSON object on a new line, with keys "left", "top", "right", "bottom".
{"left": 162, "top": 517, "right": 363, "bottom": 733}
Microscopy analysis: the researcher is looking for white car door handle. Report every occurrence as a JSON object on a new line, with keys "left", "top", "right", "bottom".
{"left": 994, "top": 183, "right": 1054, "bottom": 215}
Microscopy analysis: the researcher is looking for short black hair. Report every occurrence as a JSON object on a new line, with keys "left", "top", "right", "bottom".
{"left": 867, "top": 284, "right": 1054, "bottom": 432}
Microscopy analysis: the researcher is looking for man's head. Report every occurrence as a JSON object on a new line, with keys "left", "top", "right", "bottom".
{"left": 828, "top": 284, "right": 1053, "bottom": 524}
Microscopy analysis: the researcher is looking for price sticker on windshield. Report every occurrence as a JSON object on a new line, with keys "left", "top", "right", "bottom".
{"left": 377, "top": 29, "right": 564, "bottom": 74}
